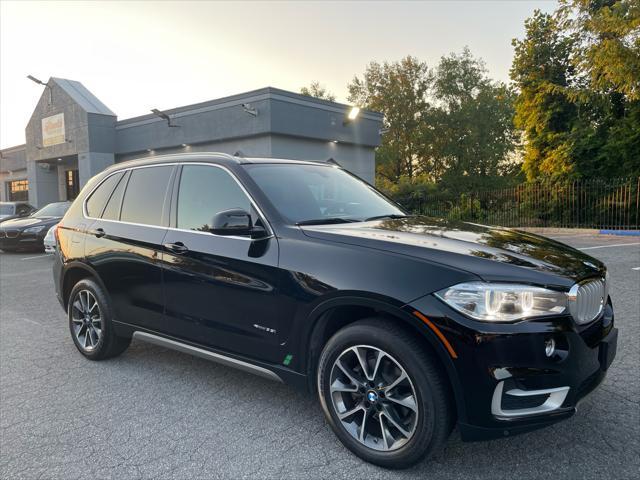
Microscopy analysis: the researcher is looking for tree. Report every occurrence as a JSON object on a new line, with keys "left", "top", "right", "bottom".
{"left": 511, "top": 3, "right": 640, "bottom": 181}
{"left": 427, "top": 48, "right": 519, "bottom": 192}
{"left": 557, "top": 0, "right": 640, "bottom": 178}
{"left": 300, "top": 81, "right": 336, "bottom": 102}
{"left": 511, "top": 10, "right": 581, "bottom": 180}
{"left": 348, "top": 51, "right": 519, "bottom": 192}
{"left": 558, "top": 0, "right": 640, "bottom": 100}
{"left": 347, "top": 56, "right": 432, "bottom": 182}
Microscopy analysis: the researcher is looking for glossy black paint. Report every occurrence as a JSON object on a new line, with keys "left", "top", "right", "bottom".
{"left": 52, "top": 153, "right": 616, "bottom": 441}
{"left": 0, "top": 208, "right": 65, "bottom": 251}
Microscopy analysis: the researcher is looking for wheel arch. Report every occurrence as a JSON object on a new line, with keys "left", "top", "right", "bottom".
{"left": 303, "top": 295, "right": 466, "bottom": 421}
{"left": 61, "top": 262, "right": 106, "bottom": 311}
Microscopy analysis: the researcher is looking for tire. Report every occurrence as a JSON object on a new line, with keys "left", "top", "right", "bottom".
{"left": 317, "top": 318, "right": 453, "bottom": 469}
{"left": 68, "top": 278, "right": 131, "bottom": 360}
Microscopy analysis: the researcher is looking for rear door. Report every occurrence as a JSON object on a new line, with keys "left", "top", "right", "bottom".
{"left": 161, "top": 163, "right": 283, "bottom": 363}
{"left": 84, "top": 165, "right": 176, "bottom": 332}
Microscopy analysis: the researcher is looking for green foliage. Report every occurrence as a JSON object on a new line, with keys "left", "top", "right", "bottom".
{"left": 428, "top": 49, "right": 519, "bottom": 193}
{"left": 300, "top": 81, "right": 336, "bottom": 102}
{"left": 558, "top": 0, "right": 640, "bottom": 100}
{"left": 348, "top": 56, "right": 432, "bottom": 181}
{"left": 511, "top": 2, "right": 640, "bottom": 182}
{"left": 348, "top": 50, "right": 520, "bottom": 193}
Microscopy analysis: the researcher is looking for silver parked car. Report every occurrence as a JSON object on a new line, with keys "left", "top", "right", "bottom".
{"left": 43, "top": 224, "right": 58, "bottom": 254}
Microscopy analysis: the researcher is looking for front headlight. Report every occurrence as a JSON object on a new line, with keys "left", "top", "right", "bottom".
{"left": 23, "top": 225, "right": 46, "bottom": 234}
{"left": 435, "top": 282, "right": 568, "bottom": 322}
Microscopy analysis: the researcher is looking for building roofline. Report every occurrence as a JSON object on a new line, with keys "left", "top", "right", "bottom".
{"left": 0, "top": 144, "right": 26, "bottom": 154}
{"left": 116, "top": 86, "right": 383, "bottom": 129}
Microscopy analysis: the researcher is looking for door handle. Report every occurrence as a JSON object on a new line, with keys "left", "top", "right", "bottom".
{"left": 164, "top": 242, "right": 188, "bottom": 254}
{"left": 90, "top": 228, "right": 106, "bottom": 238}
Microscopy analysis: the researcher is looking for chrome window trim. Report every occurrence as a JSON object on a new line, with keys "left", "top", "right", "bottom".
{"left": 82, "top": 161, "right": 274, "bottom": 242}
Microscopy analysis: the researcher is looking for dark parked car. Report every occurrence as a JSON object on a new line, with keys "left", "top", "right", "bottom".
{"left": 53, "top": 153, "right": 617, "bottom": 468}
{"left": 0, "top": 201, "right": 70, "bottom": 252}
{"left": 0, "top": 201, "right": 35, "bottom": 223}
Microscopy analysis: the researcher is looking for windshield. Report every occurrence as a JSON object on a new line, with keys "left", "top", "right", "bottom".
{"left": 0, "top": 204, "right": 14, "bottom": 215}
{"left": 243, "top": 164, "right": 405, "bottom": 224}
{"left": 32, "top": 202, "right": 70, "bottom": 218}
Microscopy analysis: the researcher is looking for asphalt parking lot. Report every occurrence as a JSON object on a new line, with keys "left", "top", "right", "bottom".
{"left": 1, "top": 233, "right": 638, "bottom": 479}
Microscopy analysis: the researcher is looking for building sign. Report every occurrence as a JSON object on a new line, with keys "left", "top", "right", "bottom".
{"left": 42, "top": 113, "right": 65, "bottom": 147}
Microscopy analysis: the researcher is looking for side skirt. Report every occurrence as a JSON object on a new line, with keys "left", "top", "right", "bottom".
{"left": 133, "top": 331, "right": 283, "bottom": 383}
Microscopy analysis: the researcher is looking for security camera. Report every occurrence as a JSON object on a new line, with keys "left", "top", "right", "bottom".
{"left": 242, "top": 103, "right": 258, "bottom": 116}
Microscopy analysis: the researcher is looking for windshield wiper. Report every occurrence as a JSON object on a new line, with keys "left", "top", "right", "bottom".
{"left": 364, "top": 214, "right": 409, "bottom": 221}
{"left": 296, "top": 217, "right": 360, "bottom": 226}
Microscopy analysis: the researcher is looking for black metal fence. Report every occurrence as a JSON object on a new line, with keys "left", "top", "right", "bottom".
{"left": 397, "top": 177, "right": 640, "bottom": 230}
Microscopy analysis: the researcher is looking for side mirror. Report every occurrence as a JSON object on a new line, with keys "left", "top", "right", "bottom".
{"left": 211, "top": 209, "right": 253, "bottom": 236}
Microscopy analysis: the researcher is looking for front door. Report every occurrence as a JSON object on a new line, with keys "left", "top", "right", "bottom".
{"left": 161, "top": 164, "right": 283, "bottom": 364}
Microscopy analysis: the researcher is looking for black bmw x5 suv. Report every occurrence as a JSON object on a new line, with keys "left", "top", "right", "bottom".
{"left": 53, "top": 153, "right": 617, "bottom": 468}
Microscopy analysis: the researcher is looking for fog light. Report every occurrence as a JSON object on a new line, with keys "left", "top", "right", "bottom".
{"left": 545, "top": 338, "right": 556, "bottom": 357}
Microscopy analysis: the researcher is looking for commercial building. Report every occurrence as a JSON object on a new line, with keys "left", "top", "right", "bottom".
{"left": 0, "top": 78, "right": 383, "bottom": 207}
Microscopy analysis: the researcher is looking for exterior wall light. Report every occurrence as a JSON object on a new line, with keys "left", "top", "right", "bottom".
{"left": 343, "top": 106, "right": 361, "bottom": 125}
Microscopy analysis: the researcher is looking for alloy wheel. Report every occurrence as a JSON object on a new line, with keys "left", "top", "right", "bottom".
{"left": 70, "top": 290, "right": 102, "bottom": 351}
{"left": 329, "top": 345, "right": 419, "bottom": 451}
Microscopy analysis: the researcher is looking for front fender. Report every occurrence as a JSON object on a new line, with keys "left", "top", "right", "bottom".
{"left": 298, "top": 292, "right": 467, "bottom": 424}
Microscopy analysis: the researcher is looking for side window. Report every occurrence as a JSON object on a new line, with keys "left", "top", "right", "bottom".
{"left": 16, "top": 204, "right": 31, "bottom": 216}
{"left": 102, "top": 172, "right": 128, "bottom": 221}
{"left": 120, "top": 166, "right": 173, "bottom": 226}
{"left": 85, "top": 172, "right": 124, "bottom": 218}
{"left": 177, "top": 165, "right": 251, "bottom": 232}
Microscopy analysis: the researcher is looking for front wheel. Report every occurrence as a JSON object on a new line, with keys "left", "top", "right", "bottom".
{"left": 317, "top": 318, "right": 453, "bottom": 468}
{"left": 68, "top": 278, "right": 131, "bottom": 360}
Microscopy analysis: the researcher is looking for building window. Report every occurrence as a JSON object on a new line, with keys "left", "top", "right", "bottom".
{"left": 8, "top": 179, "right": 29, "bottom": 201}
{"left": 66, "top": 169, "right": 79, "bottom": 200}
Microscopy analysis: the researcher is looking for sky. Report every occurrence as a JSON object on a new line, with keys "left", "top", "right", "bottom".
{"left": 0, "top": 0, "right": 557, "bottom": 149}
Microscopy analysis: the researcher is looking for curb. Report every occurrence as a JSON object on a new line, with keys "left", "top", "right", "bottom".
{"left": 599, "top": 230, "right": 640, "bottom": 236}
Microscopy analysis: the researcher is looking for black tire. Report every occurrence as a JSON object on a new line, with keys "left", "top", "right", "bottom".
{"left": 317, "top": 318, "right": 453, "bottom": 469}
{"left": 68, "top": 278, "right": 131, "bottom": 360}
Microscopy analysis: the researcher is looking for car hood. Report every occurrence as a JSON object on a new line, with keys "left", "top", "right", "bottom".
{"left": 300, "top": 216, "right": 605, "bottom": 288}
{"left": 0, "top": 216, "right": 61, "bottom": 229}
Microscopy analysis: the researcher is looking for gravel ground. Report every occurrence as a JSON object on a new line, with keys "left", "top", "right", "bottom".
{"left": 1, "top": 233, "right": 638, "bottom": 479}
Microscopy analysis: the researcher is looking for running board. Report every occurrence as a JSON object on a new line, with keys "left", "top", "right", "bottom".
{"left": 132, "top": 331, "right": 283, "bottom": 383}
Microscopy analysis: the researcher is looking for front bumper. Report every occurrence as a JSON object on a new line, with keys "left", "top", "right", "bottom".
{"left": 0, "top": 230, "right": 46, "bottom": 250}
{"left": 408, "top": 295, "right": 617, "bottom": 441}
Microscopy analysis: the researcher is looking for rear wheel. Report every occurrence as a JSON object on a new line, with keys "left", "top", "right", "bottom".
{"left": 68, "top": 278, "right": 131, "bottom": 360}
{"left": 317, "top": 318, "right": 453, "bottom": 468}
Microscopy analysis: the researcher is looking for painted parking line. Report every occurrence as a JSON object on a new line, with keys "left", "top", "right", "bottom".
{"left": 20, "top": 255, "right": 49, "bottom": 261}
{"left": 632, "top": 267, "right": 640, "bottom": 271}
{"left": 20, "top": 317, "right": 44, "bottom": 326}
{"left": 578, "top": 243, "right": 640, "bottom": 251}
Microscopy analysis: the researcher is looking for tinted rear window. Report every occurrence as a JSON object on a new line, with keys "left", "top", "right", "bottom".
{"left": 102, "top": 172, "right": 128, "bottom": 221}
{"left": 85, "top": 172, "right": 124, "bottom": 218}
{"left": 120, "top": 167, "right": 173, "bottom": 226}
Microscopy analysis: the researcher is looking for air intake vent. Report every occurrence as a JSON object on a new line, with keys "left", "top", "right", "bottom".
{"left": 569, "top": 278, "right": 606, "bottom": 325}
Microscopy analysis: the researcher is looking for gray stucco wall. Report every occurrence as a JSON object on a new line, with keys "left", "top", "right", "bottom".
{"left": 0, "top": 146, "right": 28, "bottom": 202}
{"left": 270, "top": 135, "right": 375, "bottom": 183}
